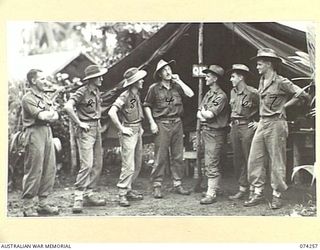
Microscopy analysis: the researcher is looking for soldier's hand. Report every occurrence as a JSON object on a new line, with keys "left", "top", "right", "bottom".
{"left": 248, "top": 121, "right": 258, "bottom": 130}
{"left": 79, "top": 122, "right": 90, "bottom": 132}
{"left": 201, "top": 110, "right": 214, "bottom": 119}
{"left": 150, "top": 122, "right": 159, "bottom": 134}
{"left": 310, "top": 107, "right": 316, "bottom": 117}
{"left": 121, "top": 127, "right": 134, "bottom": 136}
{"left": 279, "top": 107, "right": 287, "bottom": 119}
{"left": 197, "top": 110, "right": 202, "bottom": 119}
{"left": 171, "top": 74, "right": 180, "bottom": 82}
{"left": 197, "top": 110, "right": 206, "bottom": 122}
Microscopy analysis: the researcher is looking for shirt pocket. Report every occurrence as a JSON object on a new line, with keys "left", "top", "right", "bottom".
{"left": 264, "top": 92, "right": 283, "bottom": 111}
{"left": 172, "top": 91, "right": 182, "bottom": 105}
{"left": 123, "top": 105, "right": 138, "bottom": 122}
{"left": 229, "top": 98, "right": 236, "bottom": 111}
{"left": 241, "top": 95, "right": 253, "bottom": 108}
{"left": 155, "top": 92, "right": 167, "bottom": 108}
{"left": 240, "top": 95, "right": 253, "bottom": 114}
{"left": 81, "top": 97, "right": 96, "bottom": 114}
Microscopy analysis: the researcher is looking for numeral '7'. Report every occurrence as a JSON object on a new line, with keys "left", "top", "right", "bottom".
{"left": 269, "top": 96, "right": 278, "bottom": 110}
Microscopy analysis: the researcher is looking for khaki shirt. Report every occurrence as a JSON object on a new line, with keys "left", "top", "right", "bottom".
{"left": 22, "top": 89, "right": 54, "bottom": 127}
{"left": 258, "top": 72, "right": 306, "bottom": 117}
{"left": 143, "top": 81, "right": 185, "bottom": 119}
{"left": 70, "top": 84, "right": 101, "bottom": 121}
{"left": 112, "top": 89, "right": 144, "bottom": 124}
{"left": 200, "top": 85, "right": 229, "bottom": 129}
{"left": 230, "top": 85, "right": 259, "bottom": 120}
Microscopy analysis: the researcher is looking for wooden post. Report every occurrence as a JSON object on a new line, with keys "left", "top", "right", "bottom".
{"left": 194, "top": 23, "right": 204, "bottom": 191}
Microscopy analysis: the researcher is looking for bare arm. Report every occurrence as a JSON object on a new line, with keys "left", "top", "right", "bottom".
{"left": 144, "top": 106, "right": 158, "bottom": 134}
{"left": 172, "top": 74, "right": 194, "bottom": 97}
{"left": 280, "top": 79, "right": 311, "bottom": 118}
{"left": 284, "top": 97, "right": 300, "bottom": 109}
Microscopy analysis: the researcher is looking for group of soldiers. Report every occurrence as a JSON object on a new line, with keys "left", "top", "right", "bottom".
{"left": 20, "top": 47, "right": 309, "bottom": 216}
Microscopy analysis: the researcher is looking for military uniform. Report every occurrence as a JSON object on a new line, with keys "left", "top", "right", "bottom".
{"left": 21, "top": 89, "right": 57, "bottom": 211}
{"left": 70, "top": 84, "right": 102, "bottom": 200}
{"left": 112, "top": 89, "right": 144, "bottom": 195}
{"left": 143, "top": 81, "right": 186, "bottom": 188}
{"left": 248, "top": 72, "right": 307, "bottom": 196}
{"left": 199, "top": 85, "right": 229, "bottom": 194}
{"left": 230, "top": 85, "right": 259, "bottom": 193}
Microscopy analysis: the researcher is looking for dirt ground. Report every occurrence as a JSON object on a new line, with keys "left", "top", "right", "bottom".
{"left": 7, "top": 167, "right": 316, "bottom": 217}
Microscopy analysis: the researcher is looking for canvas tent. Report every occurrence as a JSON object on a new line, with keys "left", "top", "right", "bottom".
{"left": 100, "top": 22, "right": 313, "bottom": 144}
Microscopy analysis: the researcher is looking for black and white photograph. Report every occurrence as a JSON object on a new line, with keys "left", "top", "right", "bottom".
{"left": 7, "top": 21, "right": 316, "bottom": 217}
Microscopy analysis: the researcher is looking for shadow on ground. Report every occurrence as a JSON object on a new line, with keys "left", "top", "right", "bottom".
{"left": 7, "top": 166, "right": 316, "bottom": 217}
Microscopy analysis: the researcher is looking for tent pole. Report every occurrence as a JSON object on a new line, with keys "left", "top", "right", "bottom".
{"left": 195, "top": 22, "right": 204, "bottom": 192}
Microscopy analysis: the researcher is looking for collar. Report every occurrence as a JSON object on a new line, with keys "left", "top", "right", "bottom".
{"left": 128, "top": 87, "right": 139, "bottom": 97}
{"left": 260, "top": 71, "right": 277, "bottom": 86}
{"left": 159, "top": 81, "right": 172, "bottom": 90}
{"left": 259, "top": 71, "right": 277, "bottom": 93}
{"left": 233, "top": 83, "right": 247, "bottom": 95}
{"left": 87, "top": 83, "right": 99, "bottom": 95}
{"left": 209, "top": 84, "right": 220, "bottom": 95}
{"left": 30, "top": 88, "right": 44, "bottom": 100}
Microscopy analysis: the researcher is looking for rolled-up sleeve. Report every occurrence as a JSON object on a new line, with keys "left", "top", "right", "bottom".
{"left": 22, "top": 96, "right": 43, "bottom": 119}
{"left": 112, "top": 93, "right": 127, "bottom": 110}
{"left": 281, "top": 78, "right": 310, "bottom": 101}
{"left": 70, "top": 87, "right": 86, "bottom": 104}
{"left": 143, "top": 86, "right": 155, "bottom": 108}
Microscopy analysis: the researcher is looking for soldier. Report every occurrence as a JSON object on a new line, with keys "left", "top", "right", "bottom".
{"left": 64, "top": 65, "right": 107, "bottom": 213}
{"left": 21, "top": 69, "right": 60, "bottom": 216}
{"left": 244, "top": 48, "right": 309, "bottom": 209}
{"left": 227, "top": 64, "right": 259, "bottom": 201}
{"left": 143, "top": 59, "right": 194, "bottom": 198}
{"left": 197, "top": 65, "right": 229, "bottom": 205}
{"left": 108, "top": 67, "right": 146, "bottom": 207}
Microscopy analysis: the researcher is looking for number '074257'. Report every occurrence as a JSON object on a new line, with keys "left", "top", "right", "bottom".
{"left": 299, "top": 244, "right": 318, "bottom": 248}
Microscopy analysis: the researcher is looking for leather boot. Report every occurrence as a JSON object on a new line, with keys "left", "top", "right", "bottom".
{"left": 271, "top": 196, "right": 282, "bottom": 209}
{"left": 37, "top": 204, "right": 59, "bottom": 215}
{"left": 200, "top": 195, "right": 216, "bottom": 205}
{"left": 243, "top": 193, "right": 264, "bottom": 207}
{"left": 153, "top": 186, "right": 163, "bottom": 199}
{"left": 83, "top": 194, "right": 106, "bottom": 206}
{"left": 228, "top": 191, "right": 247, "bottom": 200}
{"left": 72, "top": 200, "right": 83, "bottom": 213}
{"left": 23, "top": 206, "right": 38, "bottom": 217}
{"left": 119, "top": 195, "right": 130, "bottom": 207}
{"left": 127, "top": 190, "right": 143, "bottom": 201}
{"left": 173, "top": 185, "right": 191, "bottom": 195}
{"left": 22, "top": 198, "right": 38, "bottom": 217}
